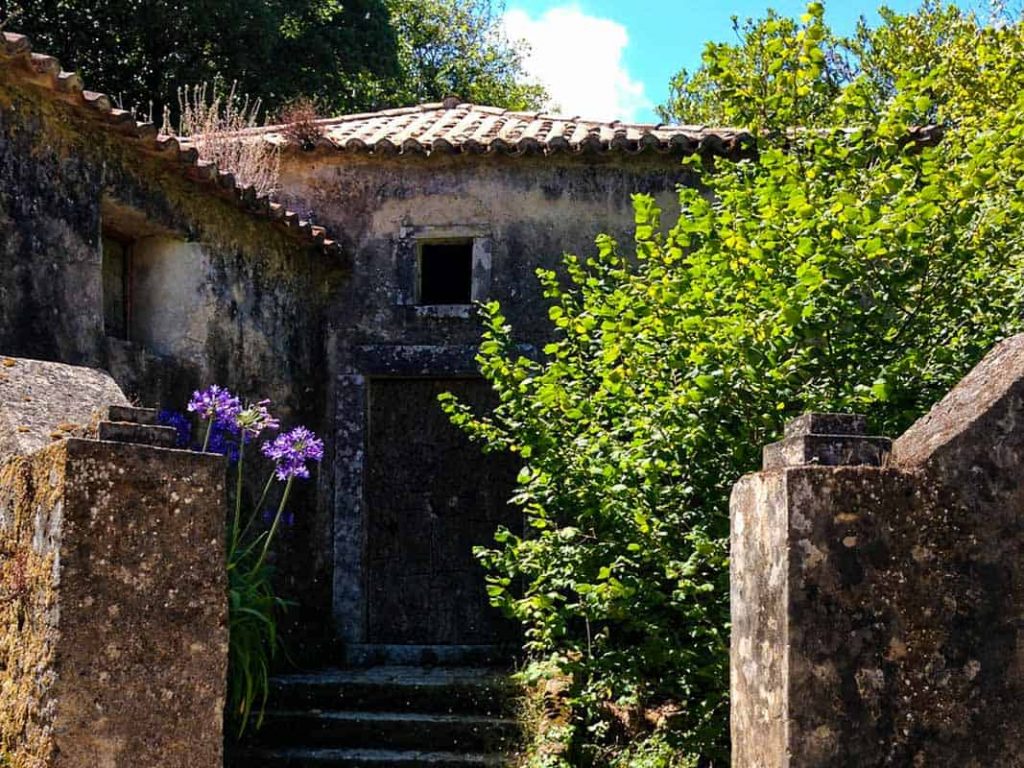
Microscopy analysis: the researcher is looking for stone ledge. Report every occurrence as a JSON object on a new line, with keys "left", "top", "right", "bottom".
{"left": 97, "top": 420, "right": 178, "bottom": 448}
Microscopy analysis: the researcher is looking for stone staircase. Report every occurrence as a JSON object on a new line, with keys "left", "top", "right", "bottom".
{"left": 98, "top": 404, "right": 179, "bottom": 447}
{"left": 233, "top": 665, "right": 522, "bottom": 767}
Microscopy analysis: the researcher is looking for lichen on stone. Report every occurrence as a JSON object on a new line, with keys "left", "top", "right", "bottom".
{"left": 0, "top": 448, "right": 65, "bottom": 768}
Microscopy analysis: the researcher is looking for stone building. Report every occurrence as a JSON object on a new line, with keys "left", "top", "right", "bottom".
{"left": 0, "top": 27, "right": 751, "bottom": 740}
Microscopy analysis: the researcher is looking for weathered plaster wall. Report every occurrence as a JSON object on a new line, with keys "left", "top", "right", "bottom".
{"left": 0, "top": 72, "right": 340, "bottom": 411}
{"left": 277, "top": 150, "right": 694, "bottom": 642}
{"left": 0, "top": 76, "right": 345, "bottom": 654}
{"left": 279, "top": 151, "right": 690, "bottom": 341}
{"left": 0, "top": 85, "right": 104, "bottom": 367}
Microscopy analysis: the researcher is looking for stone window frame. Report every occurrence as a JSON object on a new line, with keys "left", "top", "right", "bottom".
{"left": 100, "top": 230, "right": 135, "bottom": 342}
{"left": 395, "top": 224, "right": 493, "bottom": 318}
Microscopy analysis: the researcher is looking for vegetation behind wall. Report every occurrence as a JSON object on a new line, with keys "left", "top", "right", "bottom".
{"left": 444, "top": 3, "right": 1024, "bottom": 764}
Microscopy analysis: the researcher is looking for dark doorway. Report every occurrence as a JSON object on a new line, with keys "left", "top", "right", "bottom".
{"left": 365, "top": 378, "right": 520, "bottom": 644}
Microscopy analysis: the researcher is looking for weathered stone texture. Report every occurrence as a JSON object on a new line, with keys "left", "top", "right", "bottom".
{"left": 0, "top": 358, "right": 228, "bottom": 768}
{"left": 0, "top": 356, "right": 128, "bottom": 459}
{"left": 732, "top": 336, "right": 1024, "bottom": 767}
{"left": 1, "top": 438, "right": 228, "bottom": 768}
{"left": 730, "top": 472, "right": 788, "bottom": 765}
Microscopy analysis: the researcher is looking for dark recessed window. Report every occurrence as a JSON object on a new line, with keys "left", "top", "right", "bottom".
{"left": 419, "top": 240, "right": 473, "bottom": 305}
{"left": 102, "top": 234, "right": 131, "bottom": 340}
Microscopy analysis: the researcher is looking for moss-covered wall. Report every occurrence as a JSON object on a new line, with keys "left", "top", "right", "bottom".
{"left": 277, "top": 150, "right": 697, "bottom": 641}
{"left": 0, "top": 75, "right": 345, "bottom": 656}
{"left": 0, "top": 448, "right": 64, "bottom": 768}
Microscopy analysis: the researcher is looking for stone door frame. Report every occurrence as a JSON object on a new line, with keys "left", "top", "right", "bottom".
{"left": 331, "top": 343, "right": 483, "bottom": 643}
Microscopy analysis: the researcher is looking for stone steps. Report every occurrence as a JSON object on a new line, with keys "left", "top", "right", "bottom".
{"left": 98, "top": 405, "right": 178, "bottom": 448}
{"left": 267, "top": 666, "right": 516, "bottom": 716}
{"left": 233, "top": 665, "right": 521, "bottom": 768}
{"left": 254, "top": 710, "right": 518, "bottom": 752}
{"left": 239, "top": 747, "right": 506, "bottom": 767}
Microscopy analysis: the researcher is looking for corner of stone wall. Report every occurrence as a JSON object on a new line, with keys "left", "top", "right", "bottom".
{"left": 731, "top": 336, "right": 1024, "bottom": 767}
{"left": 0, "top": 358, "right": 228, "bottom": 768}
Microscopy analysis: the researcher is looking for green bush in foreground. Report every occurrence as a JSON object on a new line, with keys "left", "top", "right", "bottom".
{"left": 443, "top": 3, "right": 1024, "bottom": 764}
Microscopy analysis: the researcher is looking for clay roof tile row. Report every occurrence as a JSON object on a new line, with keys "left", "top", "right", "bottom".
{"left": 253, "top": 101, "right": 756, "bottom": 159}
{"left": 1, "top": 32, "right": 342, "bottom": 256}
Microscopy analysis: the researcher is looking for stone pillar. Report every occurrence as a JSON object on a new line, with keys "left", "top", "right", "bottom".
{"left": 731, "top": 336, "right": 1024, "bottom": 767}
{"left": 0, "top": 357, "right": 227, "bottom": 768}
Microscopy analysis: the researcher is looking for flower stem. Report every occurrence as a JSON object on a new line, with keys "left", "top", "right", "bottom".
{"left": 229, "top": 441, "right": 245, "bottom": 559}
{"left": 238, "top": 473, "right": 276, "bottom": 545}
{"left": 202, "top": 419, "right": 213, "bottom": 452}
{"left": 252, "top": 477, "right": 293, "bottom": 574}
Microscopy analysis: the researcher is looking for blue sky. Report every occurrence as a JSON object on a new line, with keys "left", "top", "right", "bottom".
{"left": 502, "top": 1, "right": 980, "bottom": 122}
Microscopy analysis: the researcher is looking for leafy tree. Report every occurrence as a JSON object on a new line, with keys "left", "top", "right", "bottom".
{"left": 365, "top": 0, "right": 548, "bottom": 111}
{"left": 0, "top": 0, "right": 543, "bottom": 120}
{"left": 658, "top": 0, "right": 1001, "bottom": 128}
{"left": 444, "top": 3, "right": 1024, "bottom": 764}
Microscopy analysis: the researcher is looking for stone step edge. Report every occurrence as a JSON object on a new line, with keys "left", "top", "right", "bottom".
{"left": 105, "top": 404, "right": 161, "bottom": 425}
{"left": 236, "top": 746, "right": 507, "bottom": 766}
{"left": 263, "top": 709, "right": 518, "bottom": 726}
{"left": 97, "top": 420, "right": 179, "bottom": 448}
{"left": 270, "top": 673, "right": 510, "bottom": 689}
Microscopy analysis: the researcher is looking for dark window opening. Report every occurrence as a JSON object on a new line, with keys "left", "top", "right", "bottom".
{"left": 102, "top": 234, "right": 131, "bottom": 340}
{"left": 419, "top": 240, "right": 473, "bottom": 305}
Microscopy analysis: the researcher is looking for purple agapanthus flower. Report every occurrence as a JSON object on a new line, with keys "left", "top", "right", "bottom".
{"left": 157, "top": 410, "right": 192, "bottom": 448}
{"left": 235, "top": 399, "right": 280, "bottom": 439}
{"left": 261, "top": 426, "right": 324, "bottom": 481}
{"left": 187, "top": 385, "right": 242, "bottom": 428}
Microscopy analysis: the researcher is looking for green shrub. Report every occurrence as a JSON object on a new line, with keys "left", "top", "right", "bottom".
{"left": 443, "top": 3, "right": 1024, "bottom": 762}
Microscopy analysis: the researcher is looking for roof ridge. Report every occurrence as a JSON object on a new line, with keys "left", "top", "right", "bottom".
{"left": 245, "top": 99, "right": 754, "bottom": 160}
{"left": 0, "top": 30, "right": 342, "bottom": 256}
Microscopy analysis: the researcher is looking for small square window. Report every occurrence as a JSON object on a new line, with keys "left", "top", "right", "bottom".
{"left": 419, "top": 240, "right": 473, "bottom": 305}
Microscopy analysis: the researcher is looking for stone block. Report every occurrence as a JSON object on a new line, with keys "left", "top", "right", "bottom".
{"left": 783, "top": 412, "right": 866, "bottom": 438}
{"left": 0, "top": 356, "right": 128, "bottom": 459}
{"left": 762, "top": 433, "right": 892, "bottom": 469}
{"left": 97, "top": 419, "right": 178, "bottom": 448}
{"left": 0, "top": 357, "right": 227, "bottom": 768}
{"left": 105, "top": 404, "right": 161, "bottom": 425}
{"left": 731, "top": 336, "right": 1024, "bottom": 768}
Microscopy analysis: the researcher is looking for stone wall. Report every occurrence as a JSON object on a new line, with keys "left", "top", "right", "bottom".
{"left": 277, "top": 150, "right": 694, "bottom": 641}
{"left": 0, "top": 72, "right": 343, "bottom": 656}
{"left": 730, "top": 337, "right": 1024, "bottom": 767}
{"left": 0, "top": 359, "right": 227, "bottom": 768}
{"left": 0, "top": 68, "right": 340, "bottom": 417}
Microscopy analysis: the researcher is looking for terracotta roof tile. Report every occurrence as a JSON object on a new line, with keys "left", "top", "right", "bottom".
{"left": 253, "top": 102, "right": 755, "bottom": 159}
{"left": 0, "top": 31, "right": 342, "bottom": 257}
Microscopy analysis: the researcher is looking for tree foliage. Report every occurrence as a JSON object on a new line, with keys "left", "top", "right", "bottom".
{"left": 0, "top": 0, "right": 544, "bottom": 120}
{"left": 444, "top": 3, "right": 1024, "bottom": 764}
{"left": 362, "top": 0, "right": 548, "bottom": 111}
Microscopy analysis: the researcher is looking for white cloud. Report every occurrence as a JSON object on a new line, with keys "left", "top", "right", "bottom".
{"left": 503, "top": 5, "right": 652, "bottom": 122}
